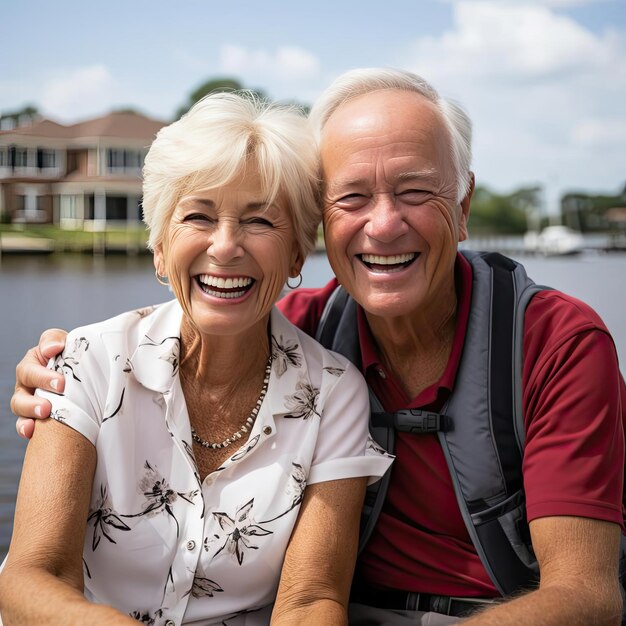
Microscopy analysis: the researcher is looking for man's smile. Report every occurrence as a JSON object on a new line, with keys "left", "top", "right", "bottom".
{"left": 357, "top": 252, "right": 419, "bottom": 272}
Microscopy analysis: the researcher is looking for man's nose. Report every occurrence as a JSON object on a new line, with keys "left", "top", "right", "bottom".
{"left": 363, "top": 194, "right": 409, "bottom": 242}
{"left": 207, "top": 222, "right": 244, "bottom": 262}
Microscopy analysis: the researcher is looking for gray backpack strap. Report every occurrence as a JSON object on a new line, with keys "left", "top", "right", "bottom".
{"left": 440, "top": 251, "right": 544, "bottom": 595}
{"left": 316, "top": 286, "right": 394, "bottom": 551}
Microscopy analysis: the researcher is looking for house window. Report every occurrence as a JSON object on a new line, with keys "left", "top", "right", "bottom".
{"left": 14, "top": 148, "right": 28, "bottom": 167}
{"left": 107, "top": 149, "right": 125, "bottom": 169}
{"left": 106, "top": 148, "right": 144, "bottom": 172}
{"left": 60, "top": 195, "right": 78, "bottom": 220}
{"left": 38, "top": 149, "right": 56, "bottom": 168}
{"left": 0, "top": 148, "right": 6, "bottom": 167}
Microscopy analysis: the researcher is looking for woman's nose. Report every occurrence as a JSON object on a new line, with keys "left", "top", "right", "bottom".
{"left": 207, "top": 222, "right": 244, "bottom": 262}
{"left": 362, "top": 194, "right": 409, "bottom": 243}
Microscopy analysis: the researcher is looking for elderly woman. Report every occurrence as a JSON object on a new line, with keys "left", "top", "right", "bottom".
{"left": 0, "top": 94, "right": 392, "bottom": 625}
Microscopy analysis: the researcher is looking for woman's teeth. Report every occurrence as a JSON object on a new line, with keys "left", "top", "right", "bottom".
{"left": 196, "top": 275, "right": 254, "bottom": 298}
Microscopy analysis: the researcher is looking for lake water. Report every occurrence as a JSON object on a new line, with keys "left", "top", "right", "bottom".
{"left": 1, "top": 250, "right": 625, "bottom": 559}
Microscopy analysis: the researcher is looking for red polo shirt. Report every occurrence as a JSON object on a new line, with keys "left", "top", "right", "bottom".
{"left": 278, "top": 254, "right": 625, "bottom": 597}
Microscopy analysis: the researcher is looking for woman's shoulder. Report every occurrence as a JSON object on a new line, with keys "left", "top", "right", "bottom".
{"left": 62, "top": 299, "right": 180, "bottom": 366}
{"left": 270, "top": 305, "right": 364, "bottom": 390}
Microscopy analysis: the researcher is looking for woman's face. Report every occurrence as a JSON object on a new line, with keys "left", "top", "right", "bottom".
{"left": 154, "top": 170, "right": 302, "bottom": 339}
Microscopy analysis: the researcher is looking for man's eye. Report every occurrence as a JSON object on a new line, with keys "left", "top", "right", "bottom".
{"left": 397, "top": 190, "right": 430, "bottom": 203}
{"left": 336, "top": 194, "right": 368, "bottom": 208}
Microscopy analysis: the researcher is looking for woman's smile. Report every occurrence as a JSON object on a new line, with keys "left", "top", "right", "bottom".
{"left": 195, "top": 274, "right": 255, "bottom": 299}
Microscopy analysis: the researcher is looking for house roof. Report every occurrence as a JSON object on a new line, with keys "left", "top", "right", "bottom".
{"left": 70, "top": 111, "right": 165, "bottom": 140}
{"left": 0, "top": 111, "right": 166, "bottom": 142}
{"left": 0, "top": 119, "right": 73, "bottom": 139}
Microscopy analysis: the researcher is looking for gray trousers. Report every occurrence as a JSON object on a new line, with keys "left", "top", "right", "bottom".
{"left": 349, "top": 602, "right": 460, "bottom": 626}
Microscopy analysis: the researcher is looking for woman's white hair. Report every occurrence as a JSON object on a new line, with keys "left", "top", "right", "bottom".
{"left": 142, "top": 92, "right": 321, "bottom": 258}
{"left": 309, "top": 68, "right": 473, "bottom": 202}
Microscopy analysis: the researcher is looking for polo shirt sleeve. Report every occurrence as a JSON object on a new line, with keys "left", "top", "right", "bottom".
{"left": 277, "top": 279, "right": 339, "bottom": 336}
{"left": 35, "top": 327, "right": 107, "bottom": 446}
{"left": 522, "top": 291, "right": 625, "bottom": 527}
{"left": 308, "top": 358, "right": 394, "bottom": 486}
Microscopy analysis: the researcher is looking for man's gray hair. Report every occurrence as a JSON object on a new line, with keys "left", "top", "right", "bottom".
{"left": 309, "top": 68, "right": 473, "bottom": 202}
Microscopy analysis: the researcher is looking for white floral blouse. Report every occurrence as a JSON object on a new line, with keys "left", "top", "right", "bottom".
{"left": 37, "top": 300, "right": 392, "bottom": 626}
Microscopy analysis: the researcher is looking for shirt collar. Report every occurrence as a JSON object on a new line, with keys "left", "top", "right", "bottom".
{"left": 129, "top": 300, "right": 315, "bottom": 420}
{"left": 129, "top": 300, "right": 184, "bottom": 394}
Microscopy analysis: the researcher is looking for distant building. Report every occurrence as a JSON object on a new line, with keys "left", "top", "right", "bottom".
{"left": 0, "top": 111, "right": 165, "bottom": 227}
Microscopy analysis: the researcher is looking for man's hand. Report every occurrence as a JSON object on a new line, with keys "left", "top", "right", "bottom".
{"left": 11, "top": 329, "right": 68, "bottom": 438}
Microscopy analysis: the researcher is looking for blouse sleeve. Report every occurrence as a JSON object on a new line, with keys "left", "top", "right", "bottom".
{"left": 308, "top": 358, "right": 393, "bottom": 486}
{"left": 35, "top": 327, "right": 107, "bottom": 446}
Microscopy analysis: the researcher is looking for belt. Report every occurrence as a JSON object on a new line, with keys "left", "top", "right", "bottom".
{"left": 354, "top": 585, "right": 498, "bottom": 617}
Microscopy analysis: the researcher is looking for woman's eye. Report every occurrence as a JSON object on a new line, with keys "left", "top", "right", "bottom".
{"left": 184, "top": 213, "right": 214, "bottom": 223}
{"left": 244, "top": 217, "right": 273, "bottom": 227}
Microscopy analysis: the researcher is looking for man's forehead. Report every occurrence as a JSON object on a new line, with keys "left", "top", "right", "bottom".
{"left": 324, "top": 168, "right": 440, "bottom": 191}
{"left": 323, "top": 89, "right": 441, "bottom": 132}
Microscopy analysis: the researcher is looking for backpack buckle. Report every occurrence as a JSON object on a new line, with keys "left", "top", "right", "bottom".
{"left": 372, "top": 409, "right": 449, "bottom": 433}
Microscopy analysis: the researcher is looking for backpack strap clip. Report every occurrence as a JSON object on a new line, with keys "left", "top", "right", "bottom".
{"left": 372, "top": 409, "right": 450, "bottom": 433}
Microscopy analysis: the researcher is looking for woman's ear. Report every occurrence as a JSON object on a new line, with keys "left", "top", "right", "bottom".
{"left": 153, "top": 245, "right": 165, "bottom": 277}
{"left": 289, "top": 247, "right": 304, "bottom": 278}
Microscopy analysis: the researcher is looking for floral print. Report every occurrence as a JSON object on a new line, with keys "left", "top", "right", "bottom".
{"left": 271, "top": 334, "right": 302, "bottom": 376}
{"left": 50, "top": 407, "right": 69, "bottom": 423}
{"left": 188, "top": 575, "right": 224, "bottom": 599}
{"left": 284, "top": 377, "right": 321, "bottom": 420}
{"left": 323, "top": 366, "right": 345, "bottom": 377}
{"left": 212, "top": 499, "right": 273, "bottom": 565}
{"left": 124, "top": 461, "right": 198, "bottom": 537}
{"left": 129, "top": 608, "right": 163, "bottom": 624}
{"left": 138, "top": 335, "right": 180, "bottom": 375}
{"left": 87, "top": 484, "right": 131, "bottom": 551}
{"left": 53, "top": 336, "right": 89, "bottom": 381}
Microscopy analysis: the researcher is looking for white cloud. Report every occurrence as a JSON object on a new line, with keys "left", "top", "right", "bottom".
{"left": 219, "top": 44, "right": 320, "bottom": 80}
{"left": 401, "top": 1, "right": 626, "bottom": 199}
{"left": 572, "top": 118, "right": 626, "bottom": 145}
{"left": 40, "top": 65, "right": 119, "bottom": 122}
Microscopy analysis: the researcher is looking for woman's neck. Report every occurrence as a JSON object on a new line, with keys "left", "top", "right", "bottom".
{"left": 178, "top": 316, "right": 271, "bottom": 388}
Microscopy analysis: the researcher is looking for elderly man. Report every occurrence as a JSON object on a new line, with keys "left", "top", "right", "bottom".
{"left": 11, "top": 69, "right": 626, "bottom": 625}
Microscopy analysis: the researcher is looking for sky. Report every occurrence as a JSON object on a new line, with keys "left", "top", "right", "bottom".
{"left": 2, "top": 0, "right": 625, "bottom": 212}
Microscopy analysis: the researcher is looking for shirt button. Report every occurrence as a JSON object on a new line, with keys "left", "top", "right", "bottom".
{"left": 186, "top": 540, "right": 196, "bottom": 551}
{"left": 165, "top": 620, "right": 175, "bottom": 626}
{"left": 378, "top": 368, "right": 387, "bottom": 379}
{"left": 263, "top": 426, "right": 272, "bottom": 435}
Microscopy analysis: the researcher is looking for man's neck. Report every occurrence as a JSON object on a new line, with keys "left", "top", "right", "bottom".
{"left": 365, "top": 284, "right": 458, "bottom": 399}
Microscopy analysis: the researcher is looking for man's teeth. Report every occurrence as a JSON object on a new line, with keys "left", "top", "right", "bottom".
{"left": 198, "top": 275, "right": 253, "bottom": 289}
{"left": 361, "top": 253, "right": 416, "bottom": 265}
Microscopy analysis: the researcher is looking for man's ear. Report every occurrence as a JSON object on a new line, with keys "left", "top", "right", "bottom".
{"left": 458, "top": 172, "right": 475, "bottom": 242}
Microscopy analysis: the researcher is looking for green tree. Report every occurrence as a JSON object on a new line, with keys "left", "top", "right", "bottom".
{"left": 468, "top": 185, "right": 535, "bottom": 234}
{"left": 0, "top": 104, "right": 40, "bottom": 129}
{"left": 561, "top": 190, "right": 626, "bottom": 233}
{"left": 175, "top": 78, "right": 267, "bottom": 119}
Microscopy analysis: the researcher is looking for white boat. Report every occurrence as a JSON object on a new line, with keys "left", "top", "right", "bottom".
{"left": 524, "top": 226, "right": 584, "bottom": 256}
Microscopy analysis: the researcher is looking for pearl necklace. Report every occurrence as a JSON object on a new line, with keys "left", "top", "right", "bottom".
{"left": 191, "top": 357, "right": 272, "bottom": 450}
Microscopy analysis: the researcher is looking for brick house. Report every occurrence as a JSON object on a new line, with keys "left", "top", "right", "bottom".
{"left": 0, "top": 111, "right": 165, "bottom": 227}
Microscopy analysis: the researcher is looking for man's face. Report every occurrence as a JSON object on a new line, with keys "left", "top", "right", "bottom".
{"left": 320, "top": 89, "right": 471, "bottom": 319}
